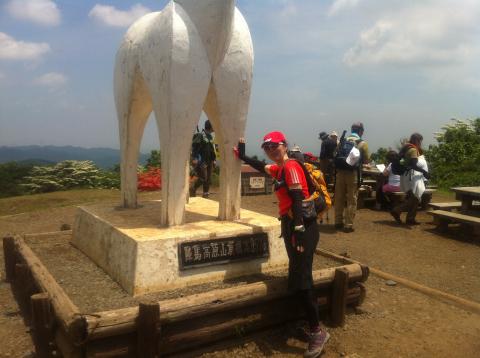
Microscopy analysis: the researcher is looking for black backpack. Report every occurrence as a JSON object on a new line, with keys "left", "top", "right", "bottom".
{"left": 391, "top": 143, "right": 416, "bottom": 175}
{"left": 334, "top": 130, "right": 362, "bottom": 171}
{"left": 191, "top": 131, "right": 204, "bottom": 158}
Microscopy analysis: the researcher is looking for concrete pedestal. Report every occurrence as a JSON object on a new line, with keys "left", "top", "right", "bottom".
{"left": 71, "top": 198, "right": 288, "bottom": 296}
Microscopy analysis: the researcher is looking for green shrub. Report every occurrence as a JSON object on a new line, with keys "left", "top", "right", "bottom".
{"left": 21, "top": 160, "right": 120, "bottom": 194}
{"left": 0, "top": 162, "right": 33, "bottom": 198}
{"left": 427, "top": 118, "right": 480, "bottom": 189}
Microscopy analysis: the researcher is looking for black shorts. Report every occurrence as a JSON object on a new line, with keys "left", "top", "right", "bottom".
{"left": 280, "top": 216, "right": 320, "bottom": 291}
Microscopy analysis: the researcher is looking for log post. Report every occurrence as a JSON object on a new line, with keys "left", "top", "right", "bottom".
{"left": 330, "top": 268, "right": 349, "bottom": 327}
{"left": 15, "top": 263, "right": 30, "bottom": 300}
{"left": 31, "top": 293, "right": 54, "bottom": 358}
{"left": 137, "top": 300, "right": 160, "bottom": 358}
{"left": 3, "top": 236, "right": 16, "bottom": 282}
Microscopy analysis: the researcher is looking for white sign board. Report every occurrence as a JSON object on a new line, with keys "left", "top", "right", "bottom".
{"left": 249, "top": 177, "right": 265, "bottom": 189}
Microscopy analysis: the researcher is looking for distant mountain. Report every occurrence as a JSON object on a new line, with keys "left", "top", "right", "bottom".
{"left": 0, "top": 146, "right": 150, "bottom": 169}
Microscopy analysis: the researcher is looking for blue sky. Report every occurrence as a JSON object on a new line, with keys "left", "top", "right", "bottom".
{"left": 0, "top": 0, "right": 479, "bottom": 157}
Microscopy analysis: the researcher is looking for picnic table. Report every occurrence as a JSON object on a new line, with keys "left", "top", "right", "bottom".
{"left": 429, "top": 186, "right": 480, "bottom": 236}
{"left": 362, "top": 167, "right": 383, "bottom": 178}
{"left": 451, "top": 186, "right": 480, "bottom": 212}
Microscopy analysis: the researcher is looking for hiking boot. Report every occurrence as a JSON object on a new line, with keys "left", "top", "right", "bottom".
{"left": 390, "top": 211, "right": 402, "bottom": 224}
{"left": 334, "top": 223, "right": 344, "bottom": 230}
{"left": 406, "top": 219, "right": 420, "bottom": 225}
{"left": 343, "top": 227, "right": 354, "bottom": 233}
{"left": 304, "top": 328, "right": 330, "bottom": 358}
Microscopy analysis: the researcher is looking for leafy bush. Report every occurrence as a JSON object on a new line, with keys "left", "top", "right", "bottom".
{"left": 426, "top": 118, "right": 480, "bottom": 189}
{"left": 146, "top": 150, "right": 161, "bottom": 168}
{"left": 21, "top": 160, "right": 120, "bottom": 194}
{"left": 370, "top": 147, "right": 388, "bottom": 164}
{"left": 0, "top": 162, "right": 34, "bottom": 198}
{"left": 138, "top": 167, "right": 162, "bottom": 191}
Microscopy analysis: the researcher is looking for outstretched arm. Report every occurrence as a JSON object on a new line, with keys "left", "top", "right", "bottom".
{"left": 236, "top": 138, "right": 268, "bottom": 174}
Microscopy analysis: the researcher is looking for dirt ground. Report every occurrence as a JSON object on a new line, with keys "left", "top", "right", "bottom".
{"left": 1, "top": 190, "right": 479, "bottom": 357}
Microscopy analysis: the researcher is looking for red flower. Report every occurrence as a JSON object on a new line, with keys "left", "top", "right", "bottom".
{"left": 138, "top": 167, "right": 162, "bottom": 191}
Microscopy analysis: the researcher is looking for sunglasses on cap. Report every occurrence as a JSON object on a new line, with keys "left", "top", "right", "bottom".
{"left": 262, "top": 142, "right": 283, "bottom": 151}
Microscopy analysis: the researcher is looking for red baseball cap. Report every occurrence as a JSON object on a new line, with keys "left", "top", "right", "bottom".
{"left": 261, "top": 131, "right": 286, "bottom": 148}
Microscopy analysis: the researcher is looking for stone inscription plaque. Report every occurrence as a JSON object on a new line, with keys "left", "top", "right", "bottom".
{"left": 178, "top": 233, "right": 269, "bottom": 270}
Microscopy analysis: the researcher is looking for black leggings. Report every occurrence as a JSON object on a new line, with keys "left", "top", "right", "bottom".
{"left": 281, "top": 216, "right": 320, "bottom": 330}
{"left": 299, "top": 288, "right": 320, "bottom": 330}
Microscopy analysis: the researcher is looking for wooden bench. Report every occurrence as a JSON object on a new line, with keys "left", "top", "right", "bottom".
{"left": 361, "top": 179, "right": 377, "bottom": 187}
{"left": 388, "top": 189, "right": 436, "bottom": 209}
{"left": 428, "top": 202, "right": 462, "bottom": 211}
{"left": 429, "top": 210, "right": 480, "bottom": 235}
{"left": 357, "top": 186, "right": 375, "bottom": 209}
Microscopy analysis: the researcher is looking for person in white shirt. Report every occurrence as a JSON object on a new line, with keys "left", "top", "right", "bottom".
{"left": 376, "top": 151, "right": 401, "bottom": 210}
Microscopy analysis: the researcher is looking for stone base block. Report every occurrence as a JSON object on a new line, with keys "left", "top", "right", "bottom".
{"left": 71, "top": 197, "right": 288, "bottom": 296}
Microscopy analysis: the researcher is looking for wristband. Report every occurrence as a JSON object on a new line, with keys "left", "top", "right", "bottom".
{"left": 294, "top": 224, "right": 305, "bottom": 232}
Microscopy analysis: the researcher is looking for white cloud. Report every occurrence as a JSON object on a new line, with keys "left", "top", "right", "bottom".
{"left": 343, "top": 0, "right": 480, "bottom": 67}
{"left": 33, "top": 72, "right": 67, "bottom": 87}
{"left": 6, "top": 0, "right": 61, "bottom": 26}
{"left": 328, "top": 0, "right": 361, "bottom": 17}
{"left": 88, "top": 4, "right": 151, "bottom": 27}
{"left": 0, "top": 32, "right": 50, "bottom": 60}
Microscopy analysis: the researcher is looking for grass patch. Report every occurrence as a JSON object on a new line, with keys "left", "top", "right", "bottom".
{"left": 0, "top": 189, "right": 161, "bottom": 217}
{"left": 431, "top": 188, "right": 456, "bottom": 202}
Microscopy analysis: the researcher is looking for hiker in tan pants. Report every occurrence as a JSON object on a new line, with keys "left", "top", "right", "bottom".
{"left": 334, "top": 122, "right": 369, "bottom": 233}
{"left": 334, "top": 170, "right": 359, "bottom": 231}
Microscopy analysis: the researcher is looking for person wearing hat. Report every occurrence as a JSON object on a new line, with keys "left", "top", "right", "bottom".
{"left": 330, "top": 131, "right": 339, "bottom": 145}
{"left": 236, "top": 131, "right": 330, "bottom": 358}
{"left": 334, "top": 122, "right": 370, "bottom": 233}
{"left": 190, "top": 120, "right": 216, "bottom": 198}
{"left": 289, "top": 144, "right": 306, "bottom": 163}
{"left": 318, "top": 131, "right": 337, "bottom": 185}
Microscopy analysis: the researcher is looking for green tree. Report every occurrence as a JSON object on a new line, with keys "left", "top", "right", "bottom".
{"left": 146, "top": 150, "right": 161, "bottom": 168}
{"left": 0, "top": 162, "right": 33, "bottom": 198}
{"left": 21, "top": 160, "right": 121, "bottom": 193}
{"left": 370, "top": 147, "right": 389, "bottom": 164}
{"left": 427, "top": 118, "right": 480, "bottom": 188}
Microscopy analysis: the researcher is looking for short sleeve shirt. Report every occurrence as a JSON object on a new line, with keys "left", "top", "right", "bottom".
{"left": 386, "top": 163, "right": 400, "bottom": 186}
{"left": 268, "top": 160, "right": 310, "bottom": 216}
{"left": 358, "top": 141, "right": 370, "bottom": 164}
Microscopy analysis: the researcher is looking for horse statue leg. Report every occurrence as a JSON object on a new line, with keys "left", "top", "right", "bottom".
{"left": 114, "top": 38, "right": 153, "bottom": 209}
{"left": 140, "top": 4, "right": 212, "bottom": 226}
{"left": 204, "top": 8, "right": 254, "bottom": 221}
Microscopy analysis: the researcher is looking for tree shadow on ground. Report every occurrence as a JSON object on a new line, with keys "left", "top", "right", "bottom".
{"left": 423, "top": 227, "right": 480, "bottom": 247}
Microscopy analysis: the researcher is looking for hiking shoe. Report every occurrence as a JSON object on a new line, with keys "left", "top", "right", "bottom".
{"left": 334, "top": 223, "right": 344, "bottom": 230}
{"left": 202, "top": 192, "right": 210, "bottom": 198}
{"left": 406, "top": 219, "right": 420, "bottom": 225}
{"left": 390, "top": 211, "right": 402, "bottom": 224}
{"left": 304, "top": 329, "right": 330, "bottom": 358}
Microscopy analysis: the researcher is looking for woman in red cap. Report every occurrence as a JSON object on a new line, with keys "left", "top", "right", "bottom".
{"left": 236, "top": 131, "right": 329, "bottom": 358}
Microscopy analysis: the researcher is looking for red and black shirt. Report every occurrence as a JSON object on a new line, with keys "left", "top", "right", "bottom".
{"left": 268, "top": 160, "right": 309, "bottom": 216}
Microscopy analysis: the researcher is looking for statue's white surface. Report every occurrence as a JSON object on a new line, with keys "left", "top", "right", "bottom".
{"left": 114, "top": 0, "right": 254, "bottom": 226}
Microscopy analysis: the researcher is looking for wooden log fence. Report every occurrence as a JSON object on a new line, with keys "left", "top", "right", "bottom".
{"left": 3, "top": 235, "right": 369, "bottom": 357}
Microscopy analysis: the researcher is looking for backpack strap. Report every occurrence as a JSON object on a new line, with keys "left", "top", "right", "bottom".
{"left": 280, "top": 159, "right": 315, "bottom": 196}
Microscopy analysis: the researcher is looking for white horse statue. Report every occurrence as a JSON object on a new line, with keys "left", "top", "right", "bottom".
{"left": 114, "top": 0, "right": 254, "bottom": 226}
